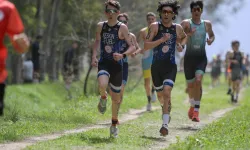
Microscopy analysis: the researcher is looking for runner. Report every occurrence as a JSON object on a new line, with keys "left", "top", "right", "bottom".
{"left": 229, "top": 40, "right": 243, "bottom": 103}
{"left": 0, "top": 0, "right": 30, "bottom": 116}
{"left": 210, "top": 54, "right": 222, "bottom": 88}
{"left": 242, "top": 54, "right": 249, "bottom": 86}
{"left": 225, "top": 50, "right": 233, "bottom": 95}
{"left": 91, "top": 0, "right": 135, "bottom": 138}
{"left": 181, "top": 0, "right": 215, "bottom": 122}
{"left": 117, "top": 13, "right": 140, "bottom": 108}
{"left": 144, "top": 0, "right": 187, "bottom": 136}
{"left": 133, "top": 12, "right": 157, "bottom": 111}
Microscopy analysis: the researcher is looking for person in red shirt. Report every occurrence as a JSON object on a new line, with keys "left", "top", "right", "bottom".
{"left": 0, "top": 0, "right": 30, "bottom": 116}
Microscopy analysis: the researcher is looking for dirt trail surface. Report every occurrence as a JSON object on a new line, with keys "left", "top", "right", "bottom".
{"left": 0, "top": 107, "right": 160, "bottom": 150}
{"left": 149, "top": 89, "right": 245, "bottom": 150}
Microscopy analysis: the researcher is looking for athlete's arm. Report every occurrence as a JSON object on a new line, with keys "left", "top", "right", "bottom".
{"left": 6, "top": 4, "right": 29, "bottom": 53}
{"left": 144, "top": 23, "right": 169, "bottom": 51}
{"left": 181, "top": 20, "right": 195, "bottom": 37}
{"left": 176, "top": 24, "right": 187, "bottom": 46}
{"left": 131, "top": 33, "right": 140, "bottom": 52}
{"left": 91, "top": 22, "right": 103, "bottom": 67}
{"left": 121, "top": 24, "right": 136, "bottom": 55}
{"left": 205, "top": 20, "right": 215, "bottom": 45}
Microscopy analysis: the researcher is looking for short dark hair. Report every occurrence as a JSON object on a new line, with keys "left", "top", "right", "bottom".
{"left": 231, "top": 40, "right": 240, "bottom": 46}
{"left": 190, "top": 0, "right": 204, "bottom": 10}
{"left": 105, "top": 0, "right": 121, "bottom": 10}
{"left": 146, "top": 12, "right": 156, "bottom": 19}
{"left": 117, "top": 13, "right": 129, "bottom": 21}
{"left": 157, "top": 0, "right": 180, "bottom": 15}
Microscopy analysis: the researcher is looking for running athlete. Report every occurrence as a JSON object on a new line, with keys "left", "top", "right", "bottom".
{"left": 144, "top": 0, "right": 187, "bottom": 136}
{"left": 117, "top": 13, "right": 139, "bottom": 107}
{"left": 133, "top": 12, "right": 157, "bottom": 111}
{"left": 91, "top": 0, "right": 135, "bottom": 138}
{"left": 0, "top": 0, "right": 30, "bottom": 116}
{"left": 226, "top": 50, "right": 233, "bottom": 94}
{"left": 229, "top": 41, "right": 243, "bottom": 103}
{"left": 242, "top": 54, "right": 249, "bottom": 86}
{"left": 181, "top": 0, "right": 215, "bottom": 122}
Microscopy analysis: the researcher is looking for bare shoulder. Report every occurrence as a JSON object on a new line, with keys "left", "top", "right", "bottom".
{"left": 149, "top": 22, "right": 158, "bottom": 30}
{"left": 180, "top": 19, "right": 190, "bottom": 26}
{"left": 204, "top": 20, "right": 212, "bottom": 26}
{"left": 97, "top": 21, "right": 105, "bottom": 27}
{"left": 120, "top": 23, "right": 129, "bottom": 31}
{"left": 175, "top": 24, "right": 184, "bottom": 30}
{"left": 130, "top": 32, "right": 136, "bottom": 38}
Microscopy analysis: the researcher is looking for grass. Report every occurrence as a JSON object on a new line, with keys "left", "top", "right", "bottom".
{"left": 167, "top": 86, "right": 250, "bottom": 150}
{"left": 0, "top": 72, "right": 149, "bottom": 143}
{"left": 25, "top": 73, "right": 234, "bottom": 150}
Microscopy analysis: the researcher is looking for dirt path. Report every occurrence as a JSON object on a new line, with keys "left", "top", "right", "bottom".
{"left": 0, "top": 88, "right": 245, "bottom": 150}
{"left": 0, "top": 107, "right": 160, "bottom": 150}
{"left": 149, "top": 88, "right": 245, "bottom": 150}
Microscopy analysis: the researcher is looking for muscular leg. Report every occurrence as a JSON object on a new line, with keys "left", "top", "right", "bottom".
{"left": 98, "top": 75, "right": 109, "bottom": 97}
{"left": 111, "top": 90, "right": 121, "bottom": 122}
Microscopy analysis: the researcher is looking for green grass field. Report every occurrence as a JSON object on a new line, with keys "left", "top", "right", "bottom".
{"left": 0, "top": 74, "right": 150, "bottom": 143}
{"left": 25, "top": 73, "right": 238, "bottom": 150}
{"left": 167, "top": 86, "right": 250, "bottom": 150}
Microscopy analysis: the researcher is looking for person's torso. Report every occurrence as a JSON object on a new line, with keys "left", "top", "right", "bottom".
{"left": 231, "top": 51, "right": 243, "bottom": 69}
{"left": 0, "top": 0, "right": 12, "bottom": 62}
{"left": 142, "top": 27, "right": 153, "bottom": 60}
{"left": 100, "top": 21, "right": 123, "bottom": 64}
{"left": 152, "top": 22, "right": 177, "bottom": 64}
{"left": 186, "top": 19, "right": 207, "bottom": 57}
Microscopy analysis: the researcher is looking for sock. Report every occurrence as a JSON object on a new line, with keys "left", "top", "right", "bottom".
{"left": 194, "top": 101, "right": 200, "bottom": 112}
{"left": 190, "top": 99, "right": 195, "bottom": 107}
{"left": 163, "top": 114, "right": 169, "bottom": 125}
{"left": 112, "top": 119, "right": 118, "bottom": 126}
{"left": 147, "top": 96, "right": 151, "bottom": 103}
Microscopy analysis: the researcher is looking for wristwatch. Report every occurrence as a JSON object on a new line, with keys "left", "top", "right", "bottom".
{"left": 123, "top": 54, "right": 127, "bottom": 58}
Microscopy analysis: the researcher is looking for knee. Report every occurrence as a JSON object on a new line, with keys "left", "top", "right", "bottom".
{"left": 188, "top": 82, "right": 195, "bottom": 89}
{"left": 163, "top": 87, "right": 171, "bottom": 98}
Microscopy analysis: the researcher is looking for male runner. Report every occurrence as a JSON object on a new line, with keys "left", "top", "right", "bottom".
{"left": 117, "top": 13, "right": 139, "bottom": 107}
{"left": 181, "top": 0, "right": 215, "bottom": 122}
{"left": 229, "top": 41, "right": 243, "bottom": 102}
{"left": 144, "top": 0, "right": 187, "bottom": 136}
{"left": 91, "top": 0, "right": 135, "bottom": 138}
{"left": 242, "top": 54, "right": 249, "bottom": 86}
{"left": 0, "top": 0, "right": 30, "bottom": 115}
{"left": 226, "top": 50, "right": 233, "bottom": 94}
{"left": 134, "top": 12, "right": 157, "bottom": 111}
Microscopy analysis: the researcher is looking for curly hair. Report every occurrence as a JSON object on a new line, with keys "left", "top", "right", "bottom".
{"left": 157, "top": 0, "right": 180, "bottom": 15}
{"left": 105, "top": 0, "right": 121, "bottom": 10}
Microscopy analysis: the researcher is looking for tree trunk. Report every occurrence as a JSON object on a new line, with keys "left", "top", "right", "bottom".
{"left": 11, "top": 54, "right": 23, "bottom": 84}
{"left": 40, "top": 0, "right": 61, "bottom": 82}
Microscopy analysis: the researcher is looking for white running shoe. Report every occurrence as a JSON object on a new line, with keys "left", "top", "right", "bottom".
{"left": 110, "top": 126, "right": 119, "bottom": 138}
{"left": 146, "top": 103, "right": 152, "bottom": 111}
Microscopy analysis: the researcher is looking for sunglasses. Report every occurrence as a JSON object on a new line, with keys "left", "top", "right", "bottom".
{"left": 105, "top": 9, "right": 118, "bottom": 14}
{"left": 119, "top": 20, "right": 128, "bottom": 24}
{"left": 161, "top": 10, "right": 174, "bottom": 15}
{"left": 192, "top": 7, "right": 202, "bottom": 12}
